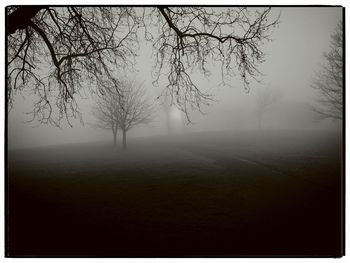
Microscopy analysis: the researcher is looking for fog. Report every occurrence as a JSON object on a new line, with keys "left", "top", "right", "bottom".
{"left": 8, "top": 7, "right": 342, "bottom": 149}
{"left": 7, "top": 6, "right": 344, "bottom": 257}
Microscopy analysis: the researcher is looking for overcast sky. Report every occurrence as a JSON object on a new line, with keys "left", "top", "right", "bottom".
{"left": 8, "top": 7, "right": 343, "bottom": 149}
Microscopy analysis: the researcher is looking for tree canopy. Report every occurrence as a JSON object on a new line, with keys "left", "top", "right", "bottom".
{"left": 7, "top": 6, "right": 279, "bottom": 125}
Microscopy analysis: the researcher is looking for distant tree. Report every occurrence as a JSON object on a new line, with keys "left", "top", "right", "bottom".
{"left": 117, "top": 80, "right": 154, "bottom": 149}
{"left": 312, "top": 22, "right": 343, "bottom": 120}
{"left": 7, "top": 6, "right": 279, "bottom": 125}
{"left": 160, "top": 96, "right": 172, "bottom": 134}
{"left": 92, "top": 87, "right": 120, "bottom": 147}
{"left": 254, "top": 85, "right": 282, "bottom": 130}
{"left": 93, "top": 80, "right": 154, "bottom": 149}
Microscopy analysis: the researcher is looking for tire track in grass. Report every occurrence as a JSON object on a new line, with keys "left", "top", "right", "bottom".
{"left": 174, "top": 142, "right": 341, "bottom": 221}
{"left": 178, "top": 142, "right": 339, "bottom": 193}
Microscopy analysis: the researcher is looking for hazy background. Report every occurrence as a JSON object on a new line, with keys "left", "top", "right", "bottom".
{"left": 8, "top": 7, "right": 343, "bottom": 149}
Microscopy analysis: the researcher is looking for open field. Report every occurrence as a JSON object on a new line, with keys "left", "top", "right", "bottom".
{"left": 7, "top": 130, "right": 343, "bottom": 257}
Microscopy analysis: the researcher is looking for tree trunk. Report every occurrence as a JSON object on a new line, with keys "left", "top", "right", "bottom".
{"left": 122, "top": 129, "right": 127, "bottom": 150}
{"left": 8, "top": 6, "right": 44, "bottom": 35}
{"left": 113, "top": 131, "right": 117, "bottom": 147}
{"left": 165, "top": 110, "right": 172, "bottom": 134}
{"left": 258, "top": 113, "right": 263, "bottom": 130}
{"left": 258, "top": 117, "right": 262, "bottom": 130}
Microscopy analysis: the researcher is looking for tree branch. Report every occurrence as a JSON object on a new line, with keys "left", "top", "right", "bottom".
{"left": 7, "top": 6, "right": 45, "bottom": 35}
{"left": 28, "top": 20, "right": 59, "bottom": 67}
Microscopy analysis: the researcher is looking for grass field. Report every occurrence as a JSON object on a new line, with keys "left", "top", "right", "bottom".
{"left": 7, "top": 129, "right": 343, "bottom": 257}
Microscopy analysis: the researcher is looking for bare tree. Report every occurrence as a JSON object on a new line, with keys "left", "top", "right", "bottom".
{"left": 92, "top": 87, "right": 120, "bottom": 147}
{"left": 254, "top": 85, "right": 282, "bottom": 130}
{"left": 7, "top": 6, "right": 279, "bottom": 125}
{"left": 162, "top": 100, "right": 172, "bottom": 134}
{"left": 117, "top": 80, "right": 154, "bottom": 149}
{"left": 312, "top": 22, "right": 343, "bottom": 120}
{"left": 93, "top": 80, "right": 153, "bottom": 149}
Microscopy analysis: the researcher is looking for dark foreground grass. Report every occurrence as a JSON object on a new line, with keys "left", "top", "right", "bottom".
{"left": 7, "top": 130, "right": 343, "bottom": 257}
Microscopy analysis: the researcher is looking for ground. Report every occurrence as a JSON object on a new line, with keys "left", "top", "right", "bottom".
{"left": 7, "top": 129, "right": 343, "bottom": 257}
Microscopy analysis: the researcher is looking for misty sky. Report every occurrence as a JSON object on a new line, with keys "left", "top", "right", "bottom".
{"left": 8, "top": 7, "right": 343, "bottom": 149}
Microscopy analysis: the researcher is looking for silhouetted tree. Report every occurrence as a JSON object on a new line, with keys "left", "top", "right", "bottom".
{"left": 93, "top": 80, "right": 153, "bottom": 149}
{"left": 312, "top": 22, "right": 343, "bottom": 120}
{"left": 8, "top": 7, "right": 140, "bottom": 126}
{"left": 7, "top": 6, "right": 279, "bottom": 125}
{"left": 254, "top": 85, "right": 282, "bottom": 130}
{"left": 163, "top": 102, "right": 172, "bottom": 134}
{"left": 92, "top": 87, "right": 120, "bottom": 147}
{"left": 117, "top": 80, "right": 154, "bottom": 149}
